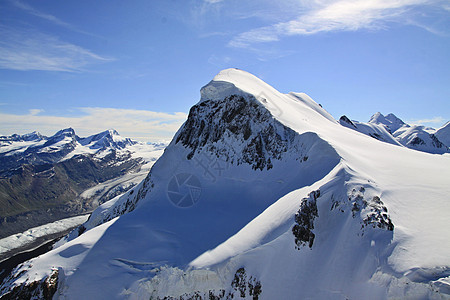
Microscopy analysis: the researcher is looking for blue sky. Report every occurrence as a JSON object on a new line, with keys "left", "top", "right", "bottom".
{"left": 0, "top": 0, "right": 449, "bottom": 141}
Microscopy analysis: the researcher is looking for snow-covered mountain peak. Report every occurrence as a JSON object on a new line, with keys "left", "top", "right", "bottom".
{"left": 21, "top": 131, "right": 45, "bottom": 141}
{"left": 368, "top": 111, "right": 382, "bottom": 122}
{"left": 42, "top": 127, "right": 78, "bottom": 149}
{"left": 79, "top": 129, "right": 135, "bottom": 150}
{"left": 344, "top": 112, "right": 448, "bottom": 154}
{"left": 53, "top": 127, "right": 76, "bottom": 137}
{"left": 385, "top": 113, "right": 402, "bottom": 123}
{"left": 369, "top": 112, "right": 405, "bottom": 133}
{"left": 200, "top": 68, "right": 337, "bottom": 129}
{"left": 0, "top": 131, "right": 46, "bottom": 143}
{"left": 200, "top": 68, "right": 274, "bottom": 103}
{"left": 0, "top": 128, "right": 144, "bottom": 173}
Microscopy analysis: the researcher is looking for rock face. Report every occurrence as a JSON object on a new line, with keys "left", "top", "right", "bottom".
{"left": 339, "top": 115, "right": 357, "bottom": 128}
{"left": 0, "top": 268, "right": 58, "bottom": 300}
{"left": 292, "top": 190, "right": 320, "bottom": 249}
{"left": 176, "top": 94, "right": 303, "bottom": 170}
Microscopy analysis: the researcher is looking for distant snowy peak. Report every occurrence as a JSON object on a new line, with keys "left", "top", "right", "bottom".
{"left": 343, "top": 113, "right": 449, "bottom": 154}
{"left": 393, "top": 125, "right": 448, "bottom": 154}
{"left": 369, "top": 112, "right": 405, "bottom": 133}
{"left": 42, "top": 127, "right": 78, "bottom": 149}
{"left": 0, "top": 131, "right": 46, "bottom": 142}
{"left": 339, "top": 115, "right": 403, "bottom": 146}
{"left": 0, "top": 128, "right": 142, "bottom": 172}
{"left": 80, "top": 129, "right": 137, "bottom": 150}
{"left": 435, "top": 121, "right": 450, "bottom": 147}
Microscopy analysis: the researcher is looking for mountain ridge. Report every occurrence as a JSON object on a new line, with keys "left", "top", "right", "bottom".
{"left": 0, "top": 128, "right": 165, "bottom": 239}
{"left": 340, "top": 112, "right": 449, "bottom": 154}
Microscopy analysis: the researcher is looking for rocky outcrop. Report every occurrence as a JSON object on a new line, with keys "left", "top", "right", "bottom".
{"left": 176, "top": 94, "right": 302, "bottom": 171}
{"left": 0, "top": 268, "right": 58, "bottom": 300}
{"left": 331, "top": 186, "right": 394, "bottom": 233}
{"left": 292, "top": 190, "right": 320, "bottom": 249}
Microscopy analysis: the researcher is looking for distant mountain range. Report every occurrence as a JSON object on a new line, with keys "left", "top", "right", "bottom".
{"left": 339, "top": 112, "right": 450, "bottom": 154}
{"left": 0, "top": 128, "right": 166, "bottom": 238}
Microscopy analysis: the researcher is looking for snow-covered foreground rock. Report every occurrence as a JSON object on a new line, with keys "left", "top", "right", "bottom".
{"left": 1, "top": 69, "right": 449, "bottom": 299}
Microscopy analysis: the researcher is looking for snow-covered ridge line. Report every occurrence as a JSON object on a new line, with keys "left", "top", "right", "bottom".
{"left": 0, "top": 128, "right": 139, "bottom": 169}
{"left": 340, "top": 112, "right": 449, "bottom": 154}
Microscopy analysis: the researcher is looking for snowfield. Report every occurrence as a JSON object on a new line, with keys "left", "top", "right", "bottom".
{"left": 1, "top": 69, "right": 449, "bottom": 299}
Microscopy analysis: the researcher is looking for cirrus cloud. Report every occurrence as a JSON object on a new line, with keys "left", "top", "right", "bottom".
{"left": 0, "top": 26, "right": 113, "bottom": 72}
{"left": 229, "top": 0, "right": 450, "bottom": 48}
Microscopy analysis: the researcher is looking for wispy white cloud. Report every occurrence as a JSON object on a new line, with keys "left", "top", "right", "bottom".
{"left": 229, "top": 0, "right": 449, "bottom": 48}
{"left": 0, "top": 107, "right": 187, "bottom": 142}
{"left": 407, "top": 116, "right": 446, "bottom": 127}
{"left": 9, "top": 0, "right": 101, "bottom": 38}
{"left": 11, "top": 0, "right": 74, "bottom": 29}
{"left": 28, "top": 108, "right": 44, "bottom": 116}
{"left": 0, "top": 26, "right": 113, "bottom": 72}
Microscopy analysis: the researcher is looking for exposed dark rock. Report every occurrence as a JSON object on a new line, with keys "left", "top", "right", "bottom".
{"left": 339, "top": 115, "right": 357, "bottom": 128}
{"left": 231, "top": 268, "right": 262, "bottom": 300}
{"left": 369, "top": 133, "right": 382, "bottom": 140}
{"left": 362, "top": 196, "right": 394, "bottom": 231}
{"left": 292, "top": 190, "right": 320, "bottom": 249}
{"left": 85, "top": 174, "right": 155, "bottom": 230}
{"left": 430, "top": 134, "right": 445, "bottom": 149}
{"left": 0, "top": 268, "right": 58, "bottom": 300}
{"left": 410, "top": 137, "right": 425, "bottom": 146}
{"left": 231, "top": 268, "right": 247, "bottom": 298}
{"left": 331, "top": 187, "right": 394, "bottom": 233}
{"left": 175, "top": 95, "right": 300, "bottom": 171}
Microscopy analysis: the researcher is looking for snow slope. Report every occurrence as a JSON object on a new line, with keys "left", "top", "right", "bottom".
{"left": 435, "top": 121, "right": 450, "bottom": 147}
{"left": 1, "top": 69, "right": 450, "bottom": 299}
